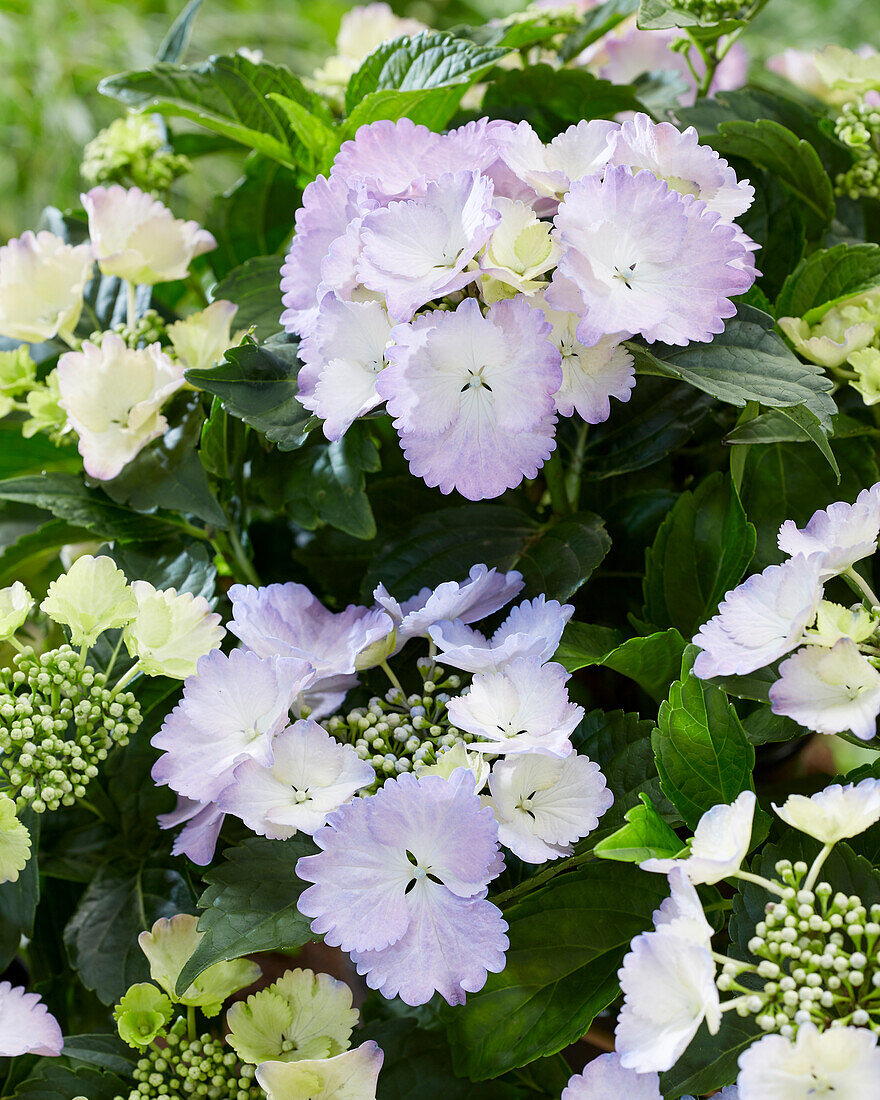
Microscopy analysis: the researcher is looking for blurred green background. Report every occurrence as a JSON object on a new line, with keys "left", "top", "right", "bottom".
{"left": 0, "top": 0, "right": 877, "bottom": 239}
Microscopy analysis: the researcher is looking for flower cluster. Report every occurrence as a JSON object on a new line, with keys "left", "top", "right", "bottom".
{"left": 283, "top": 113, "right": 757, "bottom": 499}
{"left": 693, "top": 484, "right": 880, "bottom": 740}
{"left": 81, "top": 114, "right": 191, "bottom": 193}
{"left": 606, "top": 781, "right": 880, "bottom": 1097}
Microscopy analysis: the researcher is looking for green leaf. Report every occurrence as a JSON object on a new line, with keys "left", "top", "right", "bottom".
{"left": 345, "top": 32, "right": 508, "bottom": 114}
{"left": 176, "top": 836, "right": 317, "bottom": 994}
{"left": 0, "top": 519, "right": 92, "bottom": 588}
{"left": 555, "top": 621, "right": 623, "bottom": 669}
{"left": 558, "top": 624, "right": 687, "bottom": 702}
{"left": 186, "top": 336, "right": 309, "bottom": 450}
{"left": 447, "top": 862, "right": 668, "bottom": 1079}
{"left": 286, "top": 430, "right": 380, "bottom": 540}
{"left": 632, "top": 305, "right": 837, "bottom": 430}
{"left": 775, "top": 242, "right": 880, "bottom": 320}
{"left": 659, "top": 1014, "right": 759, "bottom": 1099}
{"left": 60, "top": 1034, "right": 136, "bottom": 1075}
{"left": 653, "top": 653, "right": 755, "bottom": 830}
{"left": 481, "top": 65, "right": 642, "bottom": 141}
{"left": 637, "top": 0, "right": 746, "bottom": 35}
{"left": 109, "top": 541, "right": 217, "bottom": 599}
{"left": 708, "top": 119, "right": 835, "bottom": 239}
{"left": 515, "top": 511, "right": 611, "bottom": 601}
{"left": 557, "top": 0, "right": 639, "bottom": 62}
{"left": 343, "top": 87, "right": 464, "bottom": 136}
{"left": 0, "top": 421, "right": 81, "bottom": 479}
{"left": 643, "top": 473, "right": 756, "bottom": 636}
{"left": 157, "top": 0, "right": 202, "bottom": 63}
{"left": 99, "top": 54, "right": 327, "bottom": 170}
{"left": 594, "top": 793, "right": 684, "bottom": 862}
{"left": 268, "top": 93, "right": 340, "bottom": 173}
{"left": 64, "top": 861, "right": 194, "bottom": 1004}
{"left": 12, "top": 1063, "right": 130, "bottom": 1100}
{"left": 0, "top": 810, "right": 40, "bottom": 969}
{"left": 212, "top": 255, "right": 284, "bottom": 341}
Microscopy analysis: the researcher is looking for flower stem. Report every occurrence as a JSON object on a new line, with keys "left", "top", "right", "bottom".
{"left": 492, "top": 849, "right": 594, "bottom": 908}
{"left": 846, "top": 567, "right": 880, "bottom": 609}
{"left": 805, "top": 842, "right": 836, "bottom": 892}
{"left": 187, "top": 1004, "right": 196, "bottom": 1042}
{"left": 732, "top": 869, "right": 788, "bottom": 898}
{"left": 111, "top": 662, "right": 141, "bottom": 697}
{"left": 126, "top": 281, "right": 138, "bottom": 329}
{"left": 544, "top": 450, "right": 570, "bottom": 516}
{"left": 380, "top": 660, "right": 405, "bottom": 695}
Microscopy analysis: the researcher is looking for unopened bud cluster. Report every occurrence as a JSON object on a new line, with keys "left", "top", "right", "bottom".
{"left": 675, "top": 0, "right": 752, "bottom": 20}
{"left": 718, "top": 859, "right": 880, "bottom": 1036}
{"left": 90, "top": 309, "right": 167, "bottom": 351}
{"left": 835, "top": 101, "right": 880, "bottom": 199}
{"left": 323, "top": 660, "right": 472, "bottom": 790}
{"left": 115, "top": 1024, "right": 261, "bottom": 1100}
{"left": 82, "top": 115, "right": 190, "bottom": 193}
{"left": 0, "top": 645, "right": 141, "bottom": 812}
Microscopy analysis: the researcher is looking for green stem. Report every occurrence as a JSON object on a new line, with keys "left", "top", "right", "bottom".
{"left": 564, "top": 422, "right": 589, "bottom": 511}
{"left": 544, "top": 450, "right": 570, "bottom": 516}
{"left": 380, "top": 660, "right": 405, "bottom": 695}
{"left": 103, "top": 632, "right": 126, "bottom": 680}
{"left": 492, "top": 849, "right": 594, "bottom": 908}
{"left": 126, "top": 281, "right": 138, "bottom": 329}
{"left": 732, "top": 869, "right": 787, "bottom": 898}
{"left": 805, "top": 842, "right": 836, "bottom": 892}
{"left": 217, "top": 526, "right": 261, "bottom": 587}
{"left": 111, "top": 662, "right": 142, "bottom": 697}
{"left": 846, "top": 566, "right": 880, "bottom": 609}
{"left": 187, "top": 1004, "right": 197, "bottom": 1042}
{"left": 6, "top": 636, "right": 27, "bottom": 654}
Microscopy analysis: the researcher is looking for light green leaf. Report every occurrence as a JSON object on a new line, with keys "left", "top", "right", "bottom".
{"left": 775, "top": 242, "right": 880, "bottom": 320}
{"left": 594, "top": 794, "right": 684, "bottom": 863}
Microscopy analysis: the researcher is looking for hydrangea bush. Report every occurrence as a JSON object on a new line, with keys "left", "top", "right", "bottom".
{"left": 6, "top": 0, "right": 880, "bottom": 1097}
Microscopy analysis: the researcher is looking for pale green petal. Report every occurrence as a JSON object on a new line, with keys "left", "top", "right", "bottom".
{"left": 41, "top": 554, "right": 137, "bottom": 646}
{"left": 123, "top": 581, "right": 224, "bottom": 679}
{"left": 256, "top": 1043, "right": 383, "bottom": 1100}
{"left": 0, "top": 795, "right": 31, "bottom": 884}
{"left": 0, "top": 582, "right": 34, "bottom": 641}
{"left": 227, "top": 989, "right": 297, "bottom": 1065}
{"left": 113, "top": 982, "right": 173, "bottom": 1048}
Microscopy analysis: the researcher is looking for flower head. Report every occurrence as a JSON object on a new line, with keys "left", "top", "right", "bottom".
{"left": 778, "top": 306, "right": 878, "bottom": 369}
{"left": 57, "top": 335, "right": 184, "bottom": 480}
{"left": 297, "top": 770, "right": 507, "bottom": 1006}
{"left": 0, "top": 794, "right": 31, "bottom": 884}
{"left": 256, "top": 1042, "right": 384, "bottom": 1100}
{"left": 123, "top": 581, "right": 224, "bottom": 679}
{"left": 736, "top": 1023, "right": 880, "bottom": 1100}
{"left": 850, "top": 346, "right": 880, "bottom": 405}
{"left": 480, "top": 197, "right": 560, "bottom": 297}
{"left": 379, "top": 296, "right": 561, "bottom": 500}
{"left": 41, "top": 554, "right": 137, "bottom": 646}
{"left": 138, "top": 913, "right": 260, "bottom": 1015}
{"left": 770, "top": 638, "right": 880, "bottom": 739}
{"left": 561, "top": 1054, "right": 662, "bottom": 1100}
{"left": 692, "top": 555, "right": 823, "bottom": 679}
{"left": 777, "top": 485, "right": 880, "bottom": 579}
{"left": 167, "top": 300, "right": 238, "bottom": 372}
{"left": 158, "top": 796, "right": 225, "bottom": 866}
{"left": 652, "top": 868, "right": 714, "bottom": 947}
{"left": 447, "top": 657, "right": 581, "bottom": 757}
{"left": 0, "top": 581, "right": 34, "bottom": 641}
{"left": 773, "top": 778, "right": 880, "bottom": 845}
{"left": 113, "top": 983, "right": 173, "bottom": 1049}
{"left": 641, "top": 790, "right": 756, "bottom": 884}
{"left": 0, "top": 230, "right": 92, "bottom": 343}
{"left": 82, "top": 185, "right": 216, "bottom": 284}
{"left": 0, "top": 982, "right": 63, "bottom": 1057}
{"left": 806, "top": 600, "right": 878, "bottom": 647}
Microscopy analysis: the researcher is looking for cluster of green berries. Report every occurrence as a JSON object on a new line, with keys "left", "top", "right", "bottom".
{"left": 675, "top": 0, "right": 752, "bottom": 20}
{"left": 719, "top": 859, "right": 880, "bottom": 1036}
{"left": 0, "top": 646, "right": 141, "bottom": 812}
{"left": 116, "top": 1025, "right": 261, "bottom": 1100}
{"left": 323, "top": 659, "right": 473, "bottom": 790}
{"left": 82, "top": 115, "right": 191, "bottom": 193}
{"left": 835, "top": 100, "right": 880, "bottom": 199}
{"left": 91, "top": 309, "right": 167, "bottom": 351}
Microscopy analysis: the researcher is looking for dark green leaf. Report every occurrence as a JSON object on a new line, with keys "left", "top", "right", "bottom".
{"left": 555, "top": 621, "right": 623, "bottom": 670}
{"left": 208, "top": 162, "right": 298, "bottom": 281}
{"left": 12, "top": 1063, "right": 130, "bottom": 1100}
{"left": 0, "top": 422, "right": 81, "bottom": 479}
{"left": 286, "top": 430, "right": 380, "bottom": 540}
{"left": 61, "top": 1034, "right": 136, "bottom": 1075}
{"left": 516, "top": 511, "right": 610, "bottom": 601}
{"left": 0, "top": 810, "right": 40, "bottom": 969}
{"left": 741, "top": 706, "right": 803, "bottom": 745}
{"left": 659, "top": 1014, "right": 758, "bottom": 1099}
{"left": 109, "top": 541, "right": 217, "bottom": 599}
{"left": 637, "top": 0, "right": 746, "bottom": 35}
{"left": 775, "top": 242, "right": 880, "bottom": 320}
{"left": 212, "top": 255, "right": 284, "bottom": 341}
{"left": 0, "top": 519, "right": 91, "bottom": 588}
{"left": 557, "top": 0, "right": 638, "bottom": 62}
{"left": 157, "top": 0, "right": 202, "bottom": 63}
{"left": 594, "top": 793, "right": 684, "bottom": 862}
{"left": 176, "top": 836, "right": 317, "bottom": 994}
{"left": 558, "top": 622, "right": 686, "bottom": 701}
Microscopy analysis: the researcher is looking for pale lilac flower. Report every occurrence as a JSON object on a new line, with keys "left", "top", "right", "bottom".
{"left": 736, "top": 1024, "right": 880, "bottom": 1100}
{"left": 428, "top": 595, "right": 573, "bottom": 674}
{"left": 373, "top": 564, "right": 523, "bottom": 647}
{"left": 378, "top": 296, "right": 561, "bottom": 500}
{"left": 777, "top": 485, "right": 880, "bottom": 580}
{"left": 446, "top": 657, "right": 582, "bottom": 757}
{"left": 0, "top": 230, "right": 92, "bottom": 344}
{"left": 296, "top": 770, "right": 507, "bottom": 1006}
{"left": 0, "top": 982, "right": 63, "bottom": 1057}
{"left": 770, "top": 638, "right": 880, "bottom": 740}
{"left": 152, "top": 648, "right": 314, "bottom": 804}
{"left": 561, "top": 1054, "right": 663, "bottom": 1100}
{"left": 773, "top": 778, "right": 880, "bottom": 845}
{"left": 609, "top": 114, "right": 754, "bottom": 221}
{"left": 158, "top": 797, "right": 225, "bottom": 866}
{"left": 550, "top": 166, "right": 755, "bottom": 347}
{"left": 297, "top": 295, "right": 392, "bottom": 441}
{"left": 641, "top": 790, "right": 756, "bottom": 885}
{"left": 485, "top": 751, "right": 612, "bottom": 862}
{"left": 692, "top": 555, "right": 823, "bottom": 679}
{"left": 219, "top": 719, "right": 374, "bottom": 839}
{"left": 357, "top": 171, "right": 499, "bottom": 321}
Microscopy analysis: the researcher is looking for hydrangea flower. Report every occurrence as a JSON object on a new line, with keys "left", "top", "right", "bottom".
{"left": 549, "top": 165, "right": 755, "bottom": 347}
{"left": 485, "top": 751, "right": 613, "bottom": 862}
{"left": 57, "top": 335, "right": 184, "bottom": 480}
{"left": 256, "top": 1042, "right": 383, "bottom": 1100}
{"left": 123, "top": 581, "right": 225, "bottom": 679}
{"left": 357, "top": 171, "right": 499, "bottom": 320}
{"left": 777, "top": 485, "right": 880, "bottom": 580}
{"left": 113, "top": 983, "right": 173, "bottom": 1048}
{"left": 850, "top": 346, "right": 880, "bottom": 405}
{"left": 417, "top": 742, "right": 491, "bottom": 792}
{"left": 641, "top": 790, "right": 756, "bottom": 884}
{"left": 158, "top": 796, "right": 225, "bottom": 866}
{"left": 219, "top": 719, "right": 374, "bottom": 839}
{"left": 773, "top": 778, "right": 880, "bottom": 845}
{"left": 0, "top": 982, "right": 63, "bottom": 1057}
{"left": 736, "top": 1023, "right": 880, "bottom": 1099}
{"left": 226, "top": 967, "right": 358, "bottom": 1064}
{"left": 692, "top": 555, "right": 824, "bottom": 679}
{"left": 313, "top": 2, "right": 427, "bottom": 92}
{"left": 82, "top": 184, "right": 216, "bottom": 284}
{"left": 0, "top": 794, "right": 31, "bottom": 884}
{"left": 378, "top": 297, "right": 561, "bottom": 499}
{"left": 770, "top": 639, "right": 880, "bottom": 739}
{"left": 41, "top": 554, "right": 137, "bottom": 646}
{"left": 296, "top": 770, "right": 508, "bottom": 1006}
{"left": 778, "top": 302, "right": 878, "bottom": 368}
{"left": 479, "top": 197, "right": 560, "bottom": 298}
{"left": 0, "top": 230, "right": 92, "bottom": 344}
{"left": 138, "top": 914, "right": 260, "bottom": 1015}
{"left": 296, "top": 295, "right": 392, "bottom": 441}
{"left": 428, "top": 595, "right": 573, "bottom": 674}
{"left": 805, "top": 600, "right": 878, "bottom": 647}
{"left": 652, "top": 868, "right": 714, "bottom": 948}
{"left": 166, "top": 299, "right": 238, "bottom": 372}
{"left": 0, "top": 581, "right": 34, "bottom": 641}
{"left": 445, "top": 657, "right": 581, "bottom": 756}
{"left": 152, "top": 649, "right": 314, "bottom": 804}
{"left": 561, "top": 1054, "right": 665, "bottom": 1100}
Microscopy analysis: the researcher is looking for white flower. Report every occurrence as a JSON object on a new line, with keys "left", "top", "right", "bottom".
{"left": 736, "top": 1023, "right": 880, "bottom": 1100}
{"left": 0, "top": 982, "right": 63, "bottom": 1057}
{"left": 480, "top": 198, "right": 560, "bottom": 296}
{"left": 484, "top": 751, "right": 613, "bottom": 863}
{"left": 40, "top": 554, "right": 137, "bottom": 646}
{"left": 813, "top": 45, "right": 880, "bottom": 96}
{"left": 123, "top": 581, "right": 225, "bottom": 679}
{"left": 445, "top": 657, "right": 582, "bottom": 757}
{"left": 491, "top": 119, "right": 619, "bottom": 204}
{"left": 256, "top": 1041, "right": 384, "bottom": 1100}
{"left": 57, "top": 335, "right": 184, "bottom": 480}
{"left": 769, "top": 638, "right": 880, "bottom": 740}
{"left": 616, "top": 928, "right": 720, "bottom": 1072}
{"left": 0, "top": 230, "right": 92, "bottom": 343}
{"left": 0, "top": 581, "right": 33, "bottom": 641}
{"left": 82, "top": 184, "right": 216, "bottom": 284}
{"left": 850, "top": 347, "right": 880, "bottom": 405}
{"left": 416, "top": 743, "right": 491, "bottom": 792}
{"left": 641, "top": 790, "right": 756, "bottom": 885}
{"left": 777, "top": 485, "right": 880, "bottom": 580}
{"left": 692, "top": 555, "right": 823, "bottom": 679}
{"left": 167, "top": 300, "right": 238, "bottom": 372}
{"left": 804, "top": 600, "right": 878, "bottom": 647}
{"left": 652, "top": 868, "right": 714, "bottom": 947}
{"left": 778, "top": 313, "right": 876, "bottom": 369}
{"left": 219, "top": 719, "right": 375, "bottom": 839}
{"left": 773, "top": 778, "right": 880, "bottom": 844}
{"left": 313, "top": 2, "right": 427, "bottom": 90}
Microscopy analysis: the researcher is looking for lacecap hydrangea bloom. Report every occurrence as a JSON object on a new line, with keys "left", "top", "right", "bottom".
{"left": 0, "top": 230, "right": 93, "bottom": 344}
{"left": 281, "top": 113, "right": 757, "bottom": 500}
{"left": 0, "top": 982, "right": 63, "bottom": 1057}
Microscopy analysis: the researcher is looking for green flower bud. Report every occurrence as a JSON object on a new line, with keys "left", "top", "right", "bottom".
{"left": 114, "top": 982, "right": 174, "bottom": 1048}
